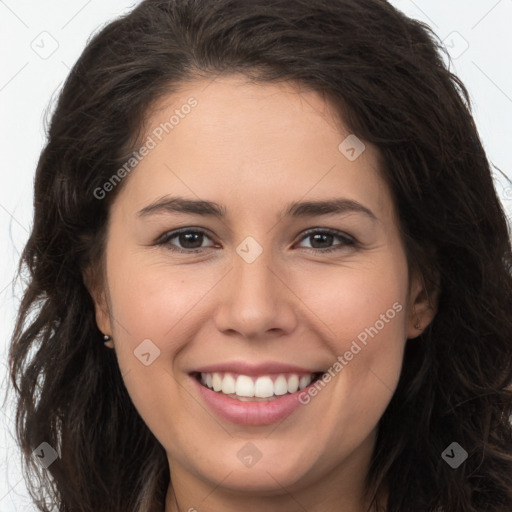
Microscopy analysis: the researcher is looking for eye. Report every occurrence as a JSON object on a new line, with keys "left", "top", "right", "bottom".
{"left": 295, "top": 228, "right": 357, "bottom": 253}
{"left": 156, "top": 227, "right": 357, "bottom": 254}
{"left": 157, "top": 228, "right": 216, "bottom": 253}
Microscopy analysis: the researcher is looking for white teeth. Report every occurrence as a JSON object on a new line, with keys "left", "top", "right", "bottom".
{"left": 221, "top": 374, "right": 236, "bottom": 394}
{"left": 200, "top": 371, "right": 318, "bottom": 399}
{"left": 287, "top": 374, "right": 299, "bottom": 393}
{"left": 235, "top": 375, "right": 255, "bottom": 397}
{"left": 299, "top": 375, "right": 312, "bottom": 389}
{"left": 274, "top": 375, "right": 288, "bottom": 395}
{"left": 212, "top": 373, "right": 222, "bottom": 392}
{"left": 254, "top": 376, "right": 274, "bottom": 398}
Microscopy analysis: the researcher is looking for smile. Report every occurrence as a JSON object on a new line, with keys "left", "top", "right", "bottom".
{"left": 190, "top": 365, "right": 326, "bottom": 425}
{"left": 197, "top": 371, "right": 322, "bottom": 401}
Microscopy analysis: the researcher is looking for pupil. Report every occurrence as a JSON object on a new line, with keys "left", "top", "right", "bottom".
{"left": 311, "top": 233, "right": 332, "bottom": 248}
{"left": 180, "top": 233, "right": 202, "bottom": 249}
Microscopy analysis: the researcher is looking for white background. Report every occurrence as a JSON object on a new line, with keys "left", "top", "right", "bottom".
{"left": 1, "top": 1, "right": 511, "bottom": 510}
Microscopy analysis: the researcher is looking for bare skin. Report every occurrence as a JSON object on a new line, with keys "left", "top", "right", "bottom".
{"left": 89, "top": 74, "right": 436, "bottom": 512}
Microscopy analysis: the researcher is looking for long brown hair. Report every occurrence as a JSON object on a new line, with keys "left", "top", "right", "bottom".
{"left": 7, "top": 0, "right": 512, "bottom": 510}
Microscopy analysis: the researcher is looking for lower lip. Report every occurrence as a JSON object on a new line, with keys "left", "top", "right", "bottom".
{"left": 192, "top": 375, "right": 316, "bottom": 426}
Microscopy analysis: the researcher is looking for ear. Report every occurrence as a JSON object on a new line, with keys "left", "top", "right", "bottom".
{"left": 83, "top": 265, "right": 113, "bottom": 347}
{"left": 406, "top": 270, "right": 439, "bottom": 339}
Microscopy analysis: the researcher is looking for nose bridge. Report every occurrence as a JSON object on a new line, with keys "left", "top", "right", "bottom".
{"left": 234, "top": 240, "right": 275, "bottom": 300}
{"left": 213, "top": 238, "right": 297, "bottom": 338}
{"left": 232, "top": 240, "right": 279, "bottom": 317}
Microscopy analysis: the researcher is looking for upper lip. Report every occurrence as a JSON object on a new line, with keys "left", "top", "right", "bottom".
{"left": 192, "top": 361, "right": 323, "bottom": 376}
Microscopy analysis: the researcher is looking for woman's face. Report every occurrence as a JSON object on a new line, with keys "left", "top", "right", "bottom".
{"left": 92, "top": 75, "right": 434, "bottom": 509}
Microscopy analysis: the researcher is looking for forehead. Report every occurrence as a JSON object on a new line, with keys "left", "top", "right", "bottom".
{"left": 113, "top": 75, "right": 393, "bottom": 224}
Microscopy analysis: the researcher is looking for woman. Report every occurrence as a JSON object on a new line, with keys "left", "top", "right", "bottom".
{"left": 8, "top": 0, "right": 512, "bottom": 510}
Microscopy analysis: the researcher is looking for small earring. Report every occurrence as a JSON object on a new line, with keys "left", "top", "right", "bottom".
{"left": 103, "top": 334, "right": 114, "bottom": 348}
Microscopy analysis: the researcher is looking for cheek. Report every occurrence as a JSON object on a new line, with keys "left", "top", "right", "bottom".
{"left": 103, "top": 257, "right": 211, "bottom": 443}
{"left": 299, "top": 253, "right": 408, "bottom": 353}
{"left": 296, "top": 250, "right": 409, "bottom": 421}
{"left": 106, "top": 253, "right": 218, "bottom": 347}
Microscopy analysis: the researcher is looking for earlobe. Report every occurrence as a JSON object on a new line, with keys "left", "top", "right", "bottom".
{"left": 82, "top": 267, "right": 112, "bottom": 338}
{"left": 94, "top": 299, "right": 112, "bottom": 339}
{"left": 103, "top": 334, "right": 114, "bottom": 349}
{"left": 93, "top": 295, "right": 114, "bottom": 348}
{"left": 406, "top": 273, "right": 439, "bottom": 339}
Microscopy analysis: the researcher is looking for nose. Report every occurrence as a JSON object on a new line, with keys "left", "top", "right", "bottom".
{"left": 213, "top": 245, "right": 298, "bottom": 341}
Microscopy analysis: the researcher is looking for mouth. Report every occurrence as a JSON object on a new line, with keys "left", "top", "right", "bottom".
{"left": 191, "top": 371, "right": 325, "bottom": 402}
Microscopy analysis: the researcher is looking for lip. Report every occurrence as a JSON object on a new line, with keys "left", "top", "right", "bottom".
{"left": 191, "top": 369, "right": 323, "bottom": 426}
{"left": 193, "top": 360, "right": 322, "bottom": 376}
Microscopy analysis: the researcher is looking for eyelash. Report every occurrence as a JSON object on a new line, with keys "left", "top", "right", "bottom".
{"left": 155, "top": 227, "right": 357, "bottom": 254}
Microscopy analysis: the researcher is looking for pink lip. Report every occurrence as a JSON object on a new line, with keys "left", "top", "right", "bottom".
{"left": 191, "top": 374, "right": 322, "bottom": 426}
{"left": 190, "top": 361, "right": 325, "bottom": 425}
{"left": 193, "top": 377, "right": 310, "bottom": 425}
{"left": 193, "top": 360, "right": 320, "bottom": 376}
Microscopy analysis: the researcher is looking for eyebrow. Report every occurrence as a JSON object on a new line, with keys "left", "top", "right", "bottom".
{"left": 137, "top": 196, "right": 377, "bottom": 221}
